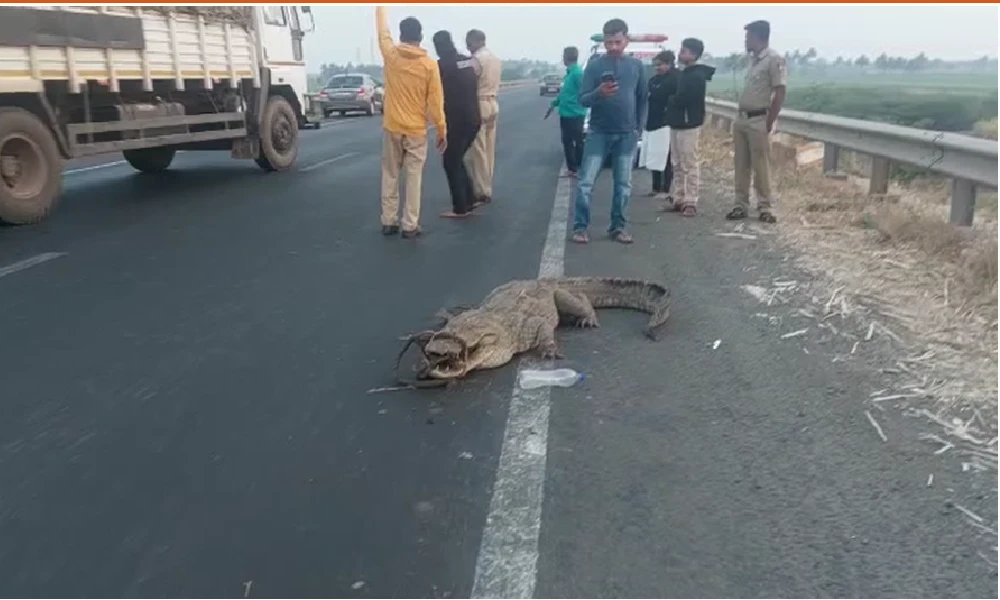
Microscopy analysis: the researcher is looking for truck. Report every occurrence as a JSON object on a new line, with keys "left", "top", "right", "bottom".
{"left": 0, "top": 5, "right": 317, "bottom": 225}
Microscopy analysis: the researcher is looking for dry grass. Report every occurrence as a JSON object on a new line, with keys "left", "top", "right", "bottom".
{"left": 700, "top": 125, "right": 998, "bottom": 454}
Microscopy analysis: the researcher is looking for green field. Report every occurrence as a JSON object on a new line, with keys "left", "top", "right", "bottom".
{"left": 707, "top": 69, "right": 998, "bottom": 132}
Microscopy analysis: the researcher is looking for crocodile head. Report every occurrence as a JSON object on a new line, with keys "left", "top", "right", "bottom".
{"left": 420, "top": 328, "right": 506, "bottom": 379}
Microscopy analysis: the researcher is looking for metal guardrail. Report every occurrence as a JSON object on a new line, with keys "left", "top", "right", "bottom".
{"left": 705, "top": 97, "right": 999, "bottom": 226}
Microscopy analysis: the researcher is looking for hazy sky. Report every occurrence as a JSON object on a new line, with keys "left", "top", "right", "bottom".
{"left": 305, "top": 3, "right": 999, "bottom": 69}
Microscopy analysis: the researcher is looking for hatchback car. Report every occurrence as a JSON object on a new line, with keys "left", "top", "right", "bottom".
{"left": 317, "top": 73, "right": 384, "bottom": 117}
{"left": 539, "top": 74, "right": 562, "bottom": 96}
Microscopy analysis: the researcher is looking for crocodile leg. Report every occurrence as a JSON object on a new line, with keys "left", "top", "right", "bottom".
{"left": 554, "top": 289, "right": 600, "bottom": 328}
{"left": 522, "top": 315, "right": 563, "bottom": 359}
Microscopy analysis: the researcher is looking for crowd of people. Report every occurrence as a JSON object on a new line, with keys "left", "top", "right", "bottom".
{"left": 552, "top": 18, "right": 787, "bottom": 244}
{"left": 374, "top": 6, "right": 499, "bottom": 239}
{"left": 373, "top": 6, "right": 788, "bottom": 243}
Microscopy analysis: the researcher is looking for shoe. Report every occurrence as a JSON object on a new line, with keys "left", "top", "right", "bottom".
{"left": 382, "top": 225, "right": 400, "bottom": 236}
{"left": 401, "top": 228, "right": 422, "bottom": 239}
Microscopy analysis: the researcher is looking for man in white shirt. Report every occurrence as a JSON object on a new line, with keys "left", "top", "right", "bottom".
{"left": 465, "top": 29, "right": 501, "bottom": 206}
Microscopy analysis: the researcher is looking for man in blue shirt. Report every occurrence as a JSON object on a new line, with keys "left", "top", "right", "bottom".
{"left": 544, "top": 46, "right": 587, "bottom": 176}
{"left": 572, "top": 18, "right": 647, "bottom": 245}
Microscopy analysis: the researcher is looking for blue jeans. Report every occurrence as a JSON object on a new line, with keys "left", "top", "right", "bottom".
{"left": 573, "top": 131, "right": 638, "bottom": 233}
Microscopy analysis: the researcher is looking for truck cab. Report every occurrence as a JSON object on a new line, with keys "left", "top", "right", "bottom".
{"left": 0, "top": 5, "right": 318, "bottom": 225}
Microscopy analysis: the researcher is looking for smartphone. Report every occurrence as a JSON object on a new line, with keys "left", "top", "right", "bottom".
{"left": 600, "top": 71, "right": 616, "bottom": 84}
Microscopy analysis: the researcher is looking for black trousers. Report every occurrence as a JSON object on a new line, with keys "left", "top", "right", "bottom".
{"left": 651, "top": 149, "right": 674, "bottom": 194}
{"left": 443, "top": 121, "right": 481, "bottom": 214}
{"left": 559, "top": 116, "right": 585, "bottom": 172}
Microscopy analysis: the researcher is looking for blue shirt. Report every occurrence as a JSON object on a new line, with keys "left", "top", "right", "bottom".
{"left": 579, "top": 53, "right": 648, "bottom": 134}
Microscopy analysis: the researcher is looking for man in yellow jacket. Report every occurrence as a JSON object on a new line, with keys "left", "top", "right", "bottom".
{"left": 376, "top": 6, "right": 447, "bottom": 239}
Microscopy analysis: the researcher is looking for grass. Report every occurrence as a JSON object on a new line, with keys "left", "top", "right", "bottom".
{"left": 698, "top": 124, "right": 998, "bottom": 447}
{"left": 707, "top": 70, "right": 998, "bottom": 133}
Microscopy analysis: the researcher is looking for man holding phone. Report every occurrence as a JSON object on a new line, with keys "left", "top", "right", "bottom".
{"left": 572, "top": 18, "right": 647, "bottom": 245}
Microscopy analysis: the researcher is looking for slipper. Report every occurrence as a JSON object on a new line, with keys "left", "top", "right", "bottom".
{"left": 609, "top": 230, "right": 633, "bottom": 244}
{"left": 440, "top": 211, "right": 470, "bottom": 219}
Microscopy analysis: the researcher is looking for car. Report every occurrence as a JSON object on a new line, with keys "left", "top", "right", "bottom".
{"left": 316, "top": 73, "right": 384, "bottom": 117}
{"left": 583, "top": 108, "right": 643, "bottom": 170}
{"left": 539, "top": 74, "right": 562, "bottom": 96}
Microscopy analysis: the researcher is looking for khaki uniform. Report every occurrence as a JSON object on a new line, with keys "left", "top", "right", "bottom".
{"left": 733, "top": 47, "right": 786, "bottom": 213}
{"left": 466, "top": 46, "right": 501, "bottom": 199}
{"left": 380, "top": 131, "right": 428, "bottom": 231}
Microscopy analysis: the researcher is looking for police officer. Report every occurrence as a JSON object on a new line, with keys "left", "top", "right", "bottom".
{"left": 726, "top": 20, "right": 786, "bottom": 224}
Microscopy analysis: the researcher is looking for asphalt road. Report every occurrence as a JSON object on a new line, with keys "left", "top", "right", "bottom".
{"left": 0, "top": 87, "right": 995, "bottom": 599}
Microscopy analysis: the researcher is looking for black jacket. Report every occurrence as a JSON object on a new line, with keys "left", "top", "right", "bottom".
{"left": 664, "top": 63, "right": 716, "bottom": 130}
{"left": 645, "top": 70, "right": 679, "bottom": 131}
{"left": 437, "top": 52, "right": 480, "bottom": 129}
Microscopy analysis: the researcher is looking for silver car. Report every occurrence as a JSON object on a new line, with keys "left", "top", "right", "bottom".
{"left": 317, "top": 73, "right": 384, "bottom": 117}
{"left": 539, "top": 74, "right": 562, "bottom": 96}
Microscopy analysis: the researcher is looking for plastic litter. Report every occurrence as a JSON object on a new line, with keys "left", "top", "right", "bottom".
{"left": 518, "top": 368, "right": 584, "bottom": 390}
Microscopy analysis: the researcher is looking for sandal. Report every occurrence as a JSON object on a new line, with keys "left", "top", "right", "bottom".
{"left": 440, "top": 211, "right": 470, "bottom": 219}
{"left": 609, "top": 230, "right": 633, "bottom": 244}
{"left": 681, "top": 205, "right": 697, "bottom": 217}
{"left": 572, "top": 230, "right": 589, "bottom": 244}
{"left": 759, "top": 211, "right": 777, "bottom": 224}
{"left": 725, "top": 207, "right": 748, "bottom": 220}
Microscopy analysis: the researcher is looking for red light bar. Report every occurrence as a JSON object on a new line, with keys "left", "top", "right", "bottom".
{"left": 589, "top": 33, "right": 668, "bottom": 43}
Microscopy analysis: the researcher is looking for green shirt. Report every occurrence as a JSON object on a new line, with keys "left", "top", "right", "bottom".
{"left": 549, "top": 63, "right": 587, "bottom": 118}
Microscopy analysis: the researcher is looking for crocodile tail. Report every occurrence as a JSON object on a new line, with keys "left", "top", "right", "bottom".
{"left": 550, "top": 277, "right": 671, "bottom": 340}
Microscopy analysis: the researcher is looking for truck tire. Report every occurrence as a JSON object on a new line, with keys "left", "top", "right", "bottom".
{"left": 0, "top": 107, "right": 62, "bottom": 225}
{"left": 255, "top": 95, "right": 299, "bottom": 172}
{"left": 123, "top": 147, "right": 176, "bottom": 173}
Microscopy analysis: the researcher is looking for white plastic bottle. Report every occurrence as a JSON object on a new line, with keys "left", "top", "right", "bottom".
{"left": 517, "top": 368, "right": 584, "bottom": 390}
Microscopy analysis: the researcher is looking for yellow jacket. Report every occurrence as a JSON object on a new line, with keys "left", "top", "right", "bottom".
{"left": 375, "top": 6, "right": 446, "bottom": 139}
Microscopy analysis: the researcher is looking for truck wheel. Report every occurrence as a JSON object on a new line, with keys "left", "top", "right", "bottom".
{"left": 0, "top": 108, "right": 62, "bottom": 225}
{"left": 123, "top": 147, "right": 176, "bottom": 173}
{"left": 255, "top": 95, "right": 299, "bottom": 172}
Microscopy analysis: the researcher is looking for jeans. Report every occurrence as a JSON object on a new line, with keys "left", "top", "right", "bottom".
{"left": 573, "top": 131, "right": 638, "bottom": 233}
{"left": 559, "top": 116, "right": 585, "bottom": 172}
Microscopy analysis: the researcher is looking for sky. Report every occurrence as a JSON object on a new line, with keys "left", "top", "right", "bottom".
{"left": 304, "top": 3, "right": 999, "bottom": 70}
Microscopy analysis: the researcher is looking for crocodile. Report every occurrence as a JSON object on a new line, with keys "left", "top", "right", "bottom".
{"left": 398, "top": 277, "right": 671, "bottom": 384}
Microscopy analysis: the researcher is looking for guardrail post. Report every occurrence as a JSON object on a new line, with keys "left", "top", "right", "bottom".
{"left": 949, "top": 179, "right": 976, "bottom": 226}
{"left": 822, "top": 143, "right": 840, "bottom": 175}
{"left": 869, "top": 156, "right": 890, "bottom": 195}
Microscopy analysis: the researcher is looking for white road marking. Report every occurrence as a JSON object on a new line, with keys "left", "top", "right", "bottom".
{"left": 299, "top": 152, "right": 359, "bottom": 173}
{"left": 0, "top": 252, "right": 67, "bottom": 279}
{"left": 471, "top": 172, "right": 572, "bottom": 599}
{"left": 63, "top": 160, "right": 127, "bottom": 175}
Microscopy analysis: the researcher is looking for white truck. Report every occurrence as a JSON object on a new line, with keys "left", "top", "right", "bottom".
{"left": 0, "top": 5, "right": 316, "bottom": 224}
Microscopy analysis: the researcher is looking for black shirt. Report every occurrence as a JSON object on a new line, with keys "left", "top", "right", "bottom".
{"left": 437, "top": 52, "right": 480, "bottom": 129}
{"left": 645, "top": 70, "right": 679, "bottom": 131}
